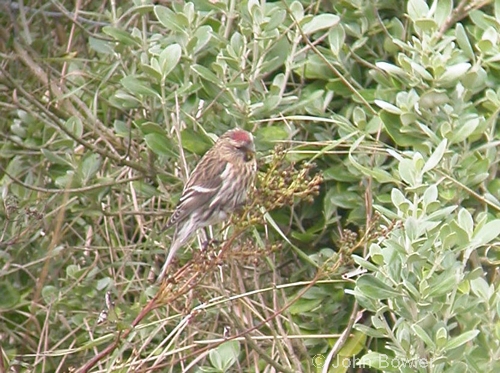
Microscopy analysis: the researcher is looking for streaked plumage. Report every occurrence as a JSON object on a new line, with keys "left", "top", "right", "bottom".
{"left": 157, "top": 128, "right": 257, "bottom": 282}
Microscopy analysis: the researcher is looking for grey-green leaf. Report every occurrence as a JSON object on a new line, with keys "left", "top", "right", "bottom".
{"left": 144, "top": 133, "right": 176, "bottom": 157}
{"left": 356, "top": 274, "right": 401, "bottom": 299}
{"left": 159, "top": 44, "right": 182, "bottom": 79}
{"left": 422, "top": 139, "right": 447, "bottom": 173}
{"left": 121, "top": 76, "right": 160, "bottom": 98}
{"left": 445, "top": 330, "right": 479, "bottom": 350}
{"left": 302, "top": 14, "right": 340, "bottom": 35}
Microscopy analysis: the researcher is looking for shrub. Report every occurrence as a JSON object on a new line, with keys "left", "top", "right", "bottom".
{"left": 0, "top": 0, "right": 499, "bottom": 372}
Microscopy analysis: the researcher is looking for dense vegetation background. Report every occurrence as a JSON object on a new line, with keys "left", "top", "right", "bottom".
{"left": 1, "top": 0, "right": 500, "bottom": 372}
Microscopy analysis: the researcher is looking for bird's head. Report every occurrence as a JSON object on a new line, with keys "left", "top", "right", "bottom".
{"left": 219, "top": 129, "right": 256, "bottom": 162}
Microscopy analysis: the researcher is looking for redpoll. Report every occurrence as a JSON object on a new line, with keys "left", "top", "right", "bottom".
{"left": 157, "top": 128, "right": 257, "bottom": 281}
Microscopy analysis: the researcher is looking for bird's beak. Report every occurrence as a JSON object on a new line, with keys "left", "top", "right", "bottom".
{"left": 247, "top": 142, "right": 256, "bottom": 154}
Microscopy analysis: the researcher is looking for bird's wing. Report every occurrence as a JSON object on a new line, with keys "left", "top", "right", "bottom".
{"left": 165, "top": 155, "right": 228, "bottom": 229}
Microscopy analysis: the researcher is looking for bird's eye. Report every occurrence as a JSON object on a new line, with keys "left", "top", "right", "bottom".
{"left": 244, "top": 152, "right": 254, "bottom": 162}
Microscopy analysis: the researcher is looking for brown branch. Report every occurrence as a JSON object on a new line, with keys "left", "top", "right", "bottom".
{"left": 11, "top": 38, "right": 123, "bottom": 150}
{"left": 322, "top": 302, "right": 360, "bottom": 373}
{"left": 77, "top": 285, "right": 163, "bottom": 373}
{"left": 0, "top": 67, "right": 151, "bottom": 175}
{"left": 75, "top": 232, "right": 245, "bottom": 373}
{"left": 437, "top": 0, "right": 493, "bottom": 38}
{"left": 151, "top": 268, "right": 325, "bottom": 372}
{"left": 0, "top": 164, "right": 143, "bottom": 194}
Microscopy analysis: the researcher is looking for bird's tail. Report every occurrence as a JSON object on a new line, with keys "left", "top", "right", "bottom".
{"left": 156, "top": 218, "right": 197, "bottom": 282}
{"left": 156, "top": 237, "right": 181, "bottom": 283}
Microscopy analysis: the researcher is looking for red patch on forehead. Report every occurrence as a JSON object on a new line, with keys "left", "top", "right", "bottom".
{"left": 229, "top": 129, "right": 251, "bottom": 142}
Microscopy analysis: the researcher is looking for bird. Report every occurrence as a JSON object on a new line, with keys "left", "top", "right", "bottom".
{"left": 157, "top": 128, "right": 257, "bottom": 282}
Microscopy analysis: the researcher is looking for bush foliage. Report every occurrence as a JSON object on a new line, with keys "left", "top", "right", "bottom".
{"left": 1, "top": 0, "right": 500, "bottom": 372}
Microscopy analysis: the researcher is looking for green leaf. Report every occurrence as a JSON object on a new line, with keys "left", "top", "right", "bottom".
{"left": 419, "top": 90, "right": 449, "bottom": 109}
{"left": 382, "top": 112, "right": 424, "bottom": 147}
{"left": 255, "top": 126, "right": 289, "bottom": 149}
{"left": 159, "top": 44, "right": 182, "bottom": 79}
{"left": 374, "top": 99, "right": 403, "bottom": 114}
{"left": 354, "top": 324, "right": 386, "bottom": 338}
{"left": 132, "top": 181, "right": 160, "bottom": 198}
{"left": 289, "top": 297, "right": 323, "bottom": 314}
{"left": 289, "top": 1, "right": 304, "bottom": 21}
{"left": 407, "top": 0, "right": 429, "bottom": 21}
{"left": 302, "top": 14, "right": 340, "bottom": 35}
{"left": 144, "top": 133, "right": 176, "bottom": 157}
{"left": 41, "top": 149, "right": 72, "bottom": 167}
{"left": 457, "top": 208, "right": 474, "bottom": 237}
{"left": 300, "top": 286, "right": 331, "bottom": 300}
{"left": 422, "top": 139, "right": 447, "bottom": 173}
{"left": 415, "top": 18, "right": 438, "bottom": 32}
{"left": 113, "top": 120, "right": 131, "bottom": 137}
{"left": 470, "top": 277, "right": 491, "bottom": 300}
{"left": 111, "top": 91, "right": 142, "bottom": 109}
{"left": 435, "top": 326, "right": 448, "bottom": 347}
{"left": 455, "top": 23, "right": 475, "bottom": 60}
{"left": 55, "top": 171, "right": 76, "bottom": 188}
{"left": 427, "top": 206, "right": 457, "bottom": 221}
{"left": 356, "top": 275, "right": 401, "bottom": 299}
{"left": 0, "top": 281, "right": 21, "bottom": 309}
{"left": 143, "top": 58, "right": 162, "bottom": 81}
{"left": 192, "top": 25, "right": 213, "bottom": 54}
{"left": 404, "top": 216, "right": 419, "bottom": 240}
{"left": 80, "top": 153, "right": 102, "bottom": 184}
{"left": 471, "top": 219, "right": 500, "bottom": 247}
{"left": 434, "top": 0, "right": 452, "bottom": 27}
{"left": 328, "top": 25, "right": 345, "bottom": 55}
{"left": 209, "top": 341, "right": 240, "bottom": 371}
{"left": 140, "top": 121, "right": 166, "bottom": 135}
{"left": 264, "top": 9, "right": 286, "bottom": 31}
{"left": 338, "top": 330, "right": 367, "bottom": 357}
{"left": 422, "top": 184, "right": 438, "bottom": 207}
{"left": 352, "top": 255, "right": 380, "bottom": 272}
{"left": 323, "top": 164, "right": 359, "bottom": 182}
{"left": 41, "top": 285, "right": 59, "bottom": 304}
{"left": 398, "top": 158, "right": 417, "bottom": 186}
{"left": 121, "top": 76, "right": 160, "bottom": 98}
{"left": 89, "top": 37, "right": 114, "bottom": 54}
{"left": 247, "top": 0, "right": 262, "bottom": 21}
{"left": 349, "top": 137, "right": 399, "bottom": 183}
{"left": 438, "top": 63, "right": 471, "bottom": 85}
{"left": 376, "top": 62, "right": 406, "bottom": 77}
{"left": 449, "top": 116, "right": 480, "bottom": 144}
{"left": 326, "top": 189, "right": 361, "bottom": 209}
{"left": 191, "top": 64, "right": 220, "bottom": 84}
{"left": 445, "top": 330, "right": 479, "bottom": 350}
{"left": 66, "top": 264, "right": 81, "bottom": 278}
{"left": 102, "top": 26, "right": 140, "bottom": 46}
{"left": 410, "top": 61, "right": 434, "bottom": 80}
{"left": 97, "top": 277, "right": 112, "bottom": 291}
{"left": 64, "top": 117, "right": 83, "bottom": 138}
{"left": 180, "top": 129, "right": 212, "bottom": 155}
{"left": 356, "top": 352, "right": 390, "bottom": 369}
{"left": 412, "top": 324, "right": 436, "bottom": 349}
{"left": 427, "top": 270, "right": 458, "bottom": 297}
{"left": 154, "top": 6, "right": 184, "bottom": 32}
{"left": 369, "top": 244, "right": 384, "bottom": 266}
{"left": 323, "top": 188, "right": 337, "bottom": 221}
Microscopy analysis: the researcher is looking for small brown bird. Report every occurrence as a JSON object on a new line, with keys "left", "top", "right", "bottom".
{"left": 157, "top": 128, "right": 257, "bottom": 281}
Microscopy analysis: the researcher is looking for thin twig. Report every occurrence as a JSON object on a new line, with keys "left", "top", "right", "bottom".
{"left": 322, "top": 302, "right": 360, "bottom": 373}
